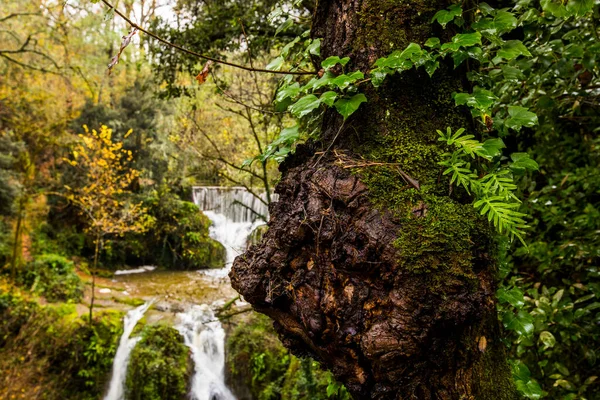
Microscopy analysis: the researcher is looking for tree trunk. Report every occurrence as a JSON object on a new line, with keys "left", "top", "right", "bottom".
{"left": 231, "top": 1, "right": 518, "bottom": 398}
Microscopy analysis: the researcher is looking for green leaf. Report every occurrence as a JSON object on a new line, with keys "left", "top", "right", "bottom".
{"left": 481, "top": 138, "right": 505, "bottom": 159}
{"left": 319, "top": 91, "right": 337, "bottom": 107}
{"left": 441, "top": 32, "right": 482, "bottom": 52}
{"left": 266, "top": 56, "right": 284, "bottom": 71}
{"left": 567, "top": 0, "right": 594, "bottom": 15}
{"left": 275, "top": 17, "right": 294, "bottom": 36}
{"left": 510, "top": 153, "right": 539, "bottom": 172}
{"left": 424, "top": 37, "right": 441, "bottom": 48}
{"left": 370, "top": 68, "right": 390, "bottom": 87}
{"left": 431, "top": 4, "right": 462, "bottom": 28}
{"left": 471, "top": 11, "right": 517, "bottom": 36}
{"left": 503, "top": 310, "right": 534, "bottom": 337}
{"left": 331, "top": 71, "right": 364, "bottom": 89}
{"left": 289, "top": 95, "right": 321, "bottom": 117}
{"left": 497, "top": 40, "right": 532, "bottom": 60}
{"left": 307, "top": 38, "right": 321, "bottom": 56}
{"left": 303, "top": 71, "right": 336, "bottom": 91}
{"left": 541, "top": 0, "right": 571, "bottom": 17}
{"left": 498, "top": 287, "right": 525, "bottom": 309}
{"left": 333, "top": 93, "right": 367, "bottom": 120}
{"left": 515, "top": 379, "right": 543, "bottom": 399}
{"left": 276, "top": 82, "right": 300, "bottom": 103}
{"left": 322, "top": 56, "right": 350, "bottom": 69}
{"left": 505, "top": 106, "right": 538, "bottom": 131}
{"left": 539, "top": 331, "right": 556, "bottom": 349}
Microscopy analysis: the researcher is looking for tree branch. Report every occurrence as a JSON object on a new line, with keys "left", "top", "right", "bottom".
{"left": 99, "top": 0, "right": 316, "bottom": 76}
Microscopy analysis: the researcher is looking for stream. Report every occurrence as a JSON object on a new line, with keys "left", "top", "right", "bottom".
{"left": 102, "top": 186, "right": 268, "bottom": 400}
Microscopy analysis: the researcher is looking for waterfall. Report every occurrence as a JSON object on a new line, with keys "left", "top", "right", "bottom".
{"left": 192, "top": 186, "right": 272, "bottom": 223}
{"left": 104, "top": 302, "right": 152, "bottom": 400}
{"left": 176, "top": 304, "right": 235, "bottom": 400}
{"left": 192, "top": 187, "right": 271, "bottom": 277}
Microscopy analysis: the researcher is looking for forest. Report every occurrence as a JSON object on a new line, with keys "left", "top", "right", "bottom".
{"left": 0, "top": 0, "right": 598, "bottom": 399}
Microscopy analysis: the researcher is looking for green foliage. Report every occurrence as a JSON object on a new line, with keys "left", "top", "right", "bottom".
{"left": 20, "top": 254, "right": 84, "bottom": 303}
{"left": 0, "top": 285, "right": 123, "bottom": 399}
{"left": 437, "top": 127, "right": 537, "bottom": 244}
{"left": 126, "top": 325, "right": 190, "bottom": 400}
{"left": 148, "top": 0, "right": 313, "bottom": 97}
{"left": 226, "top": 313, "right": 350, "bottom": 400}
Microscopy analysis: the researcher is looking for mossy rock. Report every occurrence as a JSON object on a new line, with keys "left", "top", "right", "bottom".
{"left": 126, "top": 324, "right": 190, "bottom": 400}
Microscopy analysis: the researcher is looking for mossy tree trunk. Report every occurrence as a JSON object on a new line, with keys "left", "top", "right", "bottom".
{"left": 231, "top": 0, "right": 518, "bottom": 398}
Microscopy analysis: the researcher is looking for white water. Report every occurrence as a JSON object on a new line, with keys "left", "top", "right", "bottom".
{"left": 104, "top": 302, "right": 152, "bottom": 400}
{"left": 114, "top": 266, "right": 157, "bottom": 275}
{"left": 192, "top": 186, "right": 272, "bottom": 223}
{"left": 177, "top": 304, "right": 235, "bottom": 400}
{"left": 193, "top": 187, "right": 270, "bottom": 278}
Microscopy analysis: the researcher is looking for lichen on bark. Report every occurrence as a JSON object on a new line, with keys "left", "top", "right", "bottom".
{"left": 231, "top": 0, "right": 518, "bottom": 398}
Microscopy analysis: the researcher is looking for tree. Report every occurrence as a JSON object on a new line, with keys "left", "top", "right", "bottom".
{"left": 230, "top": 0, "right": 518, "bottom": 398}
{"left": 62, "top": 125, "right": 151, "bottom": 321}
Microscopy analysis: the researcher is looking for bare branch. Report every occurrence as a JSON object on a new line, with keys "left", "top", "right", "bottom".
{"left": 99, "top": 0, "right": 316, "bottom": 76}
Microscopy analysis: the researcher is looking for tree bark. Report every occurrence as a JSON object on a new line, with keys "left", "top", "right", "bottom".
{"left": 231, "top": 1, "right": 518, "bottom": 398}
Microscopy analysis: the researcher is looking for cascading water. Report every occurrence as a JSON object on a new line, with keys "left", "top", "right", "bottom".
{"left": 192, "top": 187, "right": 272, "bottom": 277}
{"left": 104, "top": 302, "right": 152, "bottom": 400}
{"left": 177, "top": 304, "right": 235, "bottom": 400}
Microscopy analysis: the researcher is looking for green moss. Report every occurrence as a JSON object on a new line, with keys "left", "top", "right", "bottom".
{"left": 126, "top": 324, "right": 190, "bottom": 400}
{"left": 353, "top": 1, "right": 439, "bottom": 56}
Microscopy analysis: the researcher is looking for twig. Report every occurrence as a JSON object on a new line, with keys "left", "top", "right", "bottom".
{"left": 99, "top": 0, "right": 316, "bottom": 76}
{"left": 313, "top": 121, "right": 346, "bottom": 167}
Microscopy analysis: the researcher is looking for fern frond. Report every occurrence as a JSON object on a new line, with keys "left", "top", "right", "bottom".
{"left": 473, "top": 196, "right": 527, "bottom": 244}
{"left": 478, "top": 169, "right": 519, "bottom": 201}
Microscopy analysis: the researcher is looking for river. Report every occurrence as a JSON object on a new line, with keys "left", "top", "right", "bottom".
{"left": 101, "top": 186, "right": 268, "bottom": 400}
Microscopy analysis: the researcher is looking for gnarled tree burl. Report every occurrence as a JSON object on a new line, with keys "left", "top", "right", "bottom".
{"left": 231, "top": 0, "right": 518, "bottom": 398}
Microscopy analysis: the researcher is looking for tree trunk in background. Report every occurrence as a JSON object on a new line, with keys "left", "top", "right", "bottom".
{"left": 231, "top": 0, "right": 518, "bottom": 398}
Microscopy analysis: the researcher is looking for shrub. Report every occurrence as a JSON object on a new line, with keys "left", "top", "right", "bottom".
{"left": 126, "top": 324, "right": 190, "bottom": 400}
{"left": 0, "top": 284, "right": 123, "bottom": 400}
{"left": 21, "top": 254, "right": 84, "bottom": 302}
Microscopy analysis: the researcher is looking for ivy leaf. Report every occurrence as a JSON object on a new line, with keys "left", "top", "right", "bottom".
{"left": 334, "top": 93, "right": 367, "bottom": 120}
{"left": 322, "top": 56, "right": 350, "bottom": 69}
{"left": 471, "top": 11, "right": 517, "bottom": 36}
{"left": 370, "top": 68, "right": 390, "bottom": 87}
{"left": 567, "top": 0, "right": 594, "bottom": 16}
{"left": 497, "top": 287, "right": 525, "bottom": 309}
{"left": 441, "top": 32, "right": 482, "bottom": 52}
{"left": 331, "top": 71, "right": 364, "bottom": 89}
{"left": 266, "top": 56, "right": 284, "bottom": 71}
{"left": 276, "top": 82, "right": 300, "bottom": 103}
{"left": 505, "top": 106, "right": 538, "bottom": 131}
{"left": 540, "top": 0, "right": 571, "bottom": 17}
{"left": 424, "top": 37, "right": 441, "bottom": 48}
{"left": 431, "top": 4, "right": 462, "bottom": 28}
{"left": 319, "top": 91, "right": 338, "bottom": 107}
{"left": 289, "top": 95, "right": 321, "bottom": 117}
{"left": 496, "top": 40, "right": 532, "bottom": 61}
{"left": 510, "top": 153, "right": 539, "bottom": 172}
{"left": 503, "top": 310, "right": 534, "bottom": 337}
{"left": 304, "top": 71, "right": 336, "bottom": 92}
{"left": 307, "top": 38, "right": 321, "bottom": 56}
